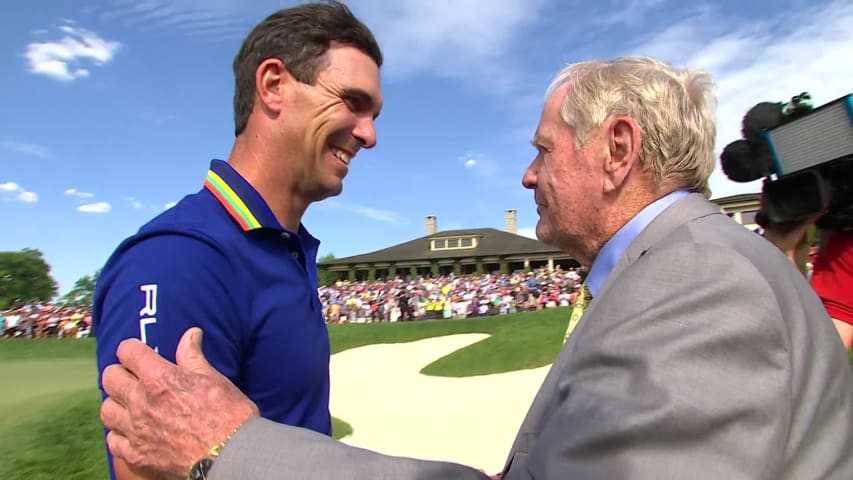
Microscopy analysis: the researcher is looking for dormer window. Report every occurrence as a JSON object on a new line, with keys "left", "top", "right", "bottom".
{"left": 431, "top": 236, "right": 478, "bottom": 251}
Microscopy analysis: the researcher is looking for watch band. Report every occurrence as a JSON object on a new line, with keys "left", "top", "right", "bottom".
{"left": 187, "top": 427, "right": 239, "bottom": 480}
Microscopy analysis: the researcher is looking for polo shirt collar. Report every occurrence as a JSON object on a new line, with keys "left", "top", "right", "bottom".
{"left": 203, "top": 159, "right": 283, "bottom": 232}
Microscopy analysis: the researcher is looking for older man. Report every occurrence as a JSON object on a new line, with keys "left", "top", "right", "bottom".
{"left": 100, "top": 57, "right": 852, "bottom": 480}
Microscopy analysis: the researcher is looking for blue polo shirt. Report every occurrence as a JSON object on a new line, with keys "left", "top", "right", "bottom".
{"left": 93, "top": 159, "right": 331, "bottom": 478}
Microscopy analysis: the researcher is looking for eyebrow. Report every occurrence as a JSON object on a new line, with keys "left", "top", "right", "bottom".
{"left": 342, "top": 88, "right": 382, "bottom": 120}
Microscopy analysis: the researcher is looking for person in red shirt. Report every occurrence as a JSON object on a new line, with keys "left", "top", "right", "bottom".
{"left": 763, "top": 218, "right": 853, "bottom": 350}
{"left": 810, "top": 231, "right": 853, "bottom": 349}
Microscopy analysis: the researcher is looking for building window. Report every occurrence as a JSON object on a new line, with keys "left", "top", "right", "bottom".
{"left": 741, "top": 210, "right": 758, "bottom": 225}
{"left": 431, "top": 236, "right": 477, "bottom": 251}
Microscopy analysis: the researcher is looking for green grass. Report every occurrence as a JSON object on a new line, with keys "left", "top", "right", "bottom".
{"left": 2, "top": 309, "right": 850, "bottom": 480}
{"left": 0, "top": 337, "right": 96, "bottom": 361}
{"left": 0, "top": 389, "right": 108, "bottom": 480}
{"left": 328, "top": 308, "right": 569, "bottom": 377}
{"left": 332, "top": 416, "right": 353, "bottom": 439}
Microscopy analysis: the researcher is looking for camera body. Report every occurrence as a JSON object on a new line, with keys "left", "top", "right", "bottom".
{"left": 720, "top": 93, "right": 853, "bottom": 231}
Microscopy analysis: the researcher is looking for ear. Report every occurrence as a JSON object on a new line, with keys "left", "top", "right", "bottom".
{"left": 255, "top": 58, "right": 291, "bottom": 115}
{"left": 603, "top": 116, "right": 642, "bottom": 193}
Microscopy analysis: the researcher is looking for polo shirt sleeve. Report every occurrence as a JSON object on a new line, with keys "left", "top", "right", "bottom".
{"left": 94, "top": 233, "right": 244, "bottom": 390}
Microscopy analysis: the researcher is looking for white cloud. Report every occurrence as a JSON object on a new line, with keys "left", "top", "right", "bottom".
{"left": 354, "top": 0, "right": 547, "bottom": 93}
{"left": 516, "top": 227, "right": 538, "bottom": 239}
{"left": 93, "top": 0, "right": 547, "bottom": 88}
{"left": 0, "top": 140, "right": 53, "bottom": 159}
{"left": 601, "top": 0, "right": 666, "bottom": 26}
{"left": 319, "top": 200, "right": 406, "bottom": 225}
{"left": 77, "top": 202, "right": 111, "bottom": 213}
{"left": 96, "top": 0, "right": 252, "bottom": 40}
{"left": 625, "top": 0, "right": 853, "bottom": 200}
{"left": 0, "top": 181, "right": 39, "bottom": 203}
{"left": 24, "top": 23, "right": 121, "bottom": 82}
{"left": 460, "top": 153, "right": 499, "bottom": 178}
{"left": 164, "top": 201, "right": 178, "bottom": 210}
{"left": 18, "top": 191, "right": 39, "bottom": 203}
{"left": 65, "top": 188, "right": 94, "bottom": 198}
{"left": 124, "top": 196, "right": 143, "bottom": 209}
{"left": 350, "top": 205, "right": 403, "bottom": 224}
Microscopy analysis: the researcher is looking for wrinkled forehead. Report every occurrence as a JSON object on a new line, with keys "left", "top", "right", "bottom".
{"left": 324, "top": 45, "right": 382, "bottom": 98}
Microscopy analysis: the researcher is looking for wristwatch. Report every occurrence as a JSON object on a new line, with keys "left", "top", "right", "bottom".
{"left": 187, "top": 429, "right": 236, "bottom": 480}
{"left": 188, "top": 457, "right": 216, "bottom": 480}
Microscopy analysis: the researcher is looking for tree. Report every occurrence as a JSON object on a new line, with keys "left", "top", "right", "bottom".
{"left": 317, "top": 253, "right": 338, "bottom": 287}
{"left": 60, "top": 269, "right": 100, "bottom": 308}
{"left": 0, "top": 249, "right": 59, "bottom": 309}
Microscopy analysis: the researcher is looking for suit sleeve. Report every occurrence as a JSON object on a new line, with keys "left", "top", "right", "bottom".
{"left": 512, "top": 242, "right": 792, "bottom": 480}
{"left": 212, "top": 418, "right": 490, "bottom": 480}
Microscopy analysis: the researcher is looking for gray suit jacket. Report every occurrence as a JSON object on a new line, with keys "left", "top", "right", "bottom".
{"left": 212, "top": 193, "right": 853, "bottom": 479}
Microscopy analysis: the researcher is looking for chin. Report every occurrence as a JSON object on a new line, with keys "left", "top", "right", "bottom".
{"left": 317, "top": 183, "right": 343, "bottom": 201}
{"left": 535, "top": 224, "right": 552, "bottom": 245}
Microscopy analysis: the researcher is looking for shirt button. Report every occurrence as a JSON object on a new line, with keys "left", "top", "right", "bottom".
{"left": 281, "top": 232, "right": 290, "bottom": 239}
{"left": 291, "top": 251, "right": 301, "bottom": 260}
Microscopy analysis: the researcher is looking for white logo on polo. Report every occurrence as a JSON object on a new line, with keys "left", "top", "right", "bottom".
{"left": 139, "top": 284, "right": 158, "bottom": 352}
{"left": 139, "top": 284, "right": 158, "bottom": 317}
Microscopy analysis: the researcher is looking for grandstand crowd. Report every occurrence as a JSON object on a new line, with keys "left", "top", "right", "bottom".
{"left": 0, "top": 301, "right": 92, "bottom": 339}
{"left": 320, "top": 267, "right": 585, "bottom": 323}
{"left": 0, "top": 267, "right": 585, "bottom": 337}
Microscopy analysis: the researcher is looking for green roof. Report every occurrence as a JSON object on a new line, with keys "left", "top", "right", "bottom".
{"left": 319, "top": 228, "right": 567, "bottom": 266}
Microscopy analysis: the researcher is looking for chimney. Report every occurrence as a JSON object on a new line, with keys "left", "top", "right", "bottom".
{"left": 425, "top": 215, "right": 437, "bottom": 235}
{"left": 505, "top": 209, "right": 517, "bottom": 234}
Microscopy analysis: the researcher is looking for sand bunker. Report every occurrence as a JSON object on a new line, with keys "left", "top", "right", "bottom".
{"left": 329, "top": 333, "right": 552, "bottom": 474}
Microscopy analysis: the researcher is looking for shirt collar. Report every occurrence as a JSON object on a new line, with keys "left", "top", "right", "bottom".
{"left": 203, "top": 159, "right": 283, "bottom": 232}
{"left": 586, "top": 189, "right": 691, "bottom": 297}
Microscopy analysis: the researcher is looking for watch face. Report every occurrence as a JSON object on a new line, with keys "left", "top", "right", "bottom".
{"left": 189, "top": 458, "right": 215, "bottom": 480}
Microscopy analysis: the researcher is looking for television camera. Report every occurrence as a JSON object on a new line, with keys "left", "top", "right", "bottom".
{"left": 719, "top": 92, "right": 853, "bottom": 231}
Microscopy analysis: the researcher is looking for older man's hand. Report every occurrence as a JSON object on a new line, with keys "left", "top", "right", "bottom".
{"left": 100, "top": 328, "right": 259, "bottom": 478}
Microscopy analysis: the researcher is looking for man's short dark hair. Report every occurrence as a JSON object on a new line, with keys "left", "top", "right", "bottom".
{"left": 232, "top": 0, "right": 383, "bottom": 136}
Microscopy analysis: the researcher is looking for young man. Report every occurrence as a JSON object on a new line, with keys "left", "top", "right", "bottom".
{"left": 93, "top": 2, "right": 383, "bottom": 478}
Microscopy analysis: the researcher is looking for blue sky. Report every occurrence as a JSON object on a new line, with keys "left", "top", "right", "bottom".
{"left": 2, "top": 0, "right": 852, "bottom": 295}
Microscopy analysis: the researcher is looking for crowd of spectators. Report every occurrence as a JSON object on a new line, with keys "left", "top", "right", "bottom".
{"left": 319, "top": 267, "right": 585, "bottom": 323}
{"left": 0, "top": 302, "right": 92, "bottom": 339}
{"left": 0, "top": 267, "right": 586, "bottom": 337}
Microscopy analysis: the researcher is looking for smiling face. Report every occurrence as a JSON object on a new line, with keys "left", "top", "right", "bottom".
{"left": 280, "top": 43, "right": 383, "bottom": 203}
{"left": 522, "top": 85, "right": 608, "bottom": 265}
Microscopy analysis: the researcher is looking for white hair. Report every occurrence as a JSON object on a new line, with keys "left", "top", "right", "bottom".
{"left": 546, "top": 57, "right": 717, "bottom": 195}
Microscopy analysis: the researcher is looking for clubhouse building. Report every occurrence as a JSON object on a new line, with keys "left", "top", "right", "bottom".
{"left": 320, "top": 193, "right": 762, "bottom": 282}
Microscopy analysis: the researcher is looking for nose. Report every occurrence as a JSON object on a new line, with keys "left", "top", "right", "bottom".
{"left": 522, "top": 159, "right": 538, "bottom": 189}
{"left": 353, "top": 116, "right": 377, "bottom": 149}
